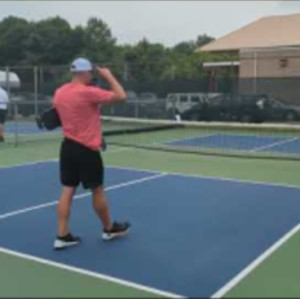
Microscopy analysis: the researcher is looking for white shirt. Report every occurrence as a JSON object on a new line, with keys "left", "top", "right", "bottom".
{"left": 0, "top": 87, "right": 9, "bottom": 110}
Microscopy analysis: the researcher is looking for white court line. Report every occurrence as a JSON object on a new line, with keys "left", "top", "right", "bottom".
{"left": 0, "top": 173, "right": 167, "bottom": 220}
{"left": 0, "top": 147, "right": 130, "bottom": 169}
{"left": 1, "top": 158, "right": 300, "bottom": 190}
{"left": 249, "top": 137, "right": 299, "bottom": 152}
{"left": 107, "top": 165, "right": 300, "bottom": 191}
{"left": 0, "top": 146, "right": 132, "bottom": 170}
{"left": 211, "top": 221, "right": 300, "bottom": 298}
{"left": 0, "top": 246, "right": 183, "bottom": 298}
{"left": 162, "top": 133, "right": 216, "bottom": 145}
{"left": 0, "top": 159, "right": 57, "bottom": 169}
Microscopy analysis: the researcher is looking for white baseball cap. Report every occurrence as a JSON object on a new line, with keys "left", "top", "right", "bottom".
{"left": 70, "top": 58, "right": 93, "bottom": 73}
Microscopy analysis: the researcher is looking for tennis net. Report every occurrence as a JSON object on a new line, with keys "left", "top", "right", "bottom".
{"left": 101, "top": 116, "right": 300, "bottom": 160}
{"left": 3, "top": 101, "right": 300, "bottom": 160}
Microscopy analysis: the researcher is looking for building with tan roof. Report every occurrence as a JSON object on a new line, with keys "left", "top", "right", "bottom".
{"left": 198, "top": 13, "right": 300, "bottom": 102}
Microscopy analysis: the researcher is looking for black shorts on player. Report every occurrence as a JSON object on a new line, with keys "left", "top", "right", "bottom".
{"left": 60, "top": 138, "right": 104, "bottom": 189}
{"left": 0, "top": 109, "right": 7, "bottom": 124}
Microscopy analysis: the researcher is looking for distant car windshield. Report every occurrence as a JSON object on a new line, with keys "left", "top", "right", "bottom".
{"left": 191, "top": 96, "right": 200, "bottom": 103}
{"left": 167, "top": 95, "right": 176, "bottom": 102}
{"left": 180, "top": 95, "right": 188, "bottom": 102}
{"left": 208, "top": 96, "right": 224, "bottom": 106}
{"left": 270, "top": 99, "right": 284, "bottom": 108}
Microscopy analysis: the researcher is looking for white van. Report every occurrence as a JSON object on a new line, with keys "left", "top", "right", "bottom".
{"left": 166, "top": 93, "right": 207, "bottom": 114}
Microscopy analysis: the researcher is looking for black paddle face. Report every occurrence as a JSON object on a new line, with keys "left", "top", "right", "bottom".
{"left": 37, "top": 108, "right": 61, "bottom": 131}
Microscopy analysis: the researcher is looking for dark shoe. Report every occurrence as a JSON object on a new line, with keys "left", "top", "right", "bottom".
{"left": 54, "top": 233, "right": 81, "bottom": 250}
{"left": 102, "top": 222, "right": 130, "bottom": 241}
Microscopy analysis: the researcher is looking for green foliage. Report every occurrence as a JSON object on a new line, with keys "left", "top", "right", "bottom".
{"left": 0, "top": 15, "right": 230, "bottom": 81}
{"left": 0, "top": 16, "right": 31, "bottom": 65}
{"left": 82, "top": 17, "right": 116, "bottom": 63}
{"left": 25, "top": 17, "right": 73, "bottom": 65}
{"left": 196, "top": 34, "right": 215, "bottom": 47}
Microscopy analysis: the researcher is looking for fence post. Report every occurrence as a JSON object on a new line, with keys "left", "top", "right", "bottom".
{"left": 123, "top": 62, "right": 129, "bottom": 82}
{"left": 39, "top": 66, "right": 44, "bottom": 98}
{"left": 13, "top": 102, "right": 19, "bottom": 147}
{"left": 34, "top": 66, "right": 38, "bottom": 116}
{"left": 253, "top": 51, "right": 257, "bottom": 94}
{"left": 5, "top": 66, "right": 12, "bottom": 118}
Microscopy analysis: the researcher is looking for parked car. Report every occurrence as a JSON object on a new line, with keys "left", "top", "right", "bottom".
{"left": 139, "top": 92, "right": 158, "bottom": 101}
{"left": 166, "top": 93, "right": 207, "bottom": 115}
{"left": 126, "top": 90, "right": 139, "bottom": 102}
{"left": 180, "top": 93, "right": 300, "bottom": 123}
{"left": 180, "top": 94, "right": 237, "bottom": 121}
{"left": 256, "top": 97, "right": 300, "bottom": 122}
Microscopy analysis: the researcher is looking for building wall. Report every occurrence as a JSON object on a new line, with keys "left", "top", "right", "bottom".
{"left": 239, "top": 48, "right": 300, "bottom": 78}
{"left": 238, "top": 48, "right": 300, "bottom": 103}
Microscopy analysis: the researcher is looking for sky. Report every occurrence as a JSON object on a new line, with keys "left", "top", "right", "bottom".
{"left": 0, "top": 1, "right": 300, "bottom": 46}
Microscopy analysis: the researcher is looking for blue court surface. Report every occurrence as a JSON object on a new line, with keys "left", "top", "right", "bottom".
{"left": 5, "top": 121, "right": 300, "bottom": 156}
{"left": 167, "top": 134, "right": 300, "bottom": 154}
{"left": 1, "top": 161, "right": 300, "bottom": 297}
{"left": 5, "top": 121, "right": 59, "bottom": 135}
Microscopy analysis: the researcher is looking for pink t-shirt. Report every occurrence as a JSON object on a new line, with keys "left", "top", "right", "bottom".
{"left": 53, "top": 82, "right": 114, "bottom": 151}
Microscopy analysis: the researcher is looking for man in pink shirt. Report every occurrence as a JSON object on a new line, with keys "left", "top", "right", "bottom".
{"left": 53, "top": 57, "right": 129, "bottom": 250}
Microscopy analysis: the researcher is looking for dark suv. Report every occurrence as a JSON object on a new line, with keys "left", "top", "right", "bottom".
{"left": 181, "top": 94, "right": 300, "bottom": 123}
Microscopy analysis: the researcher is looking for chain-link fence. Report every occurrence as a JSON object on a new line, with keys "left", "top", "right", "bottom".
{"left": 0, "top": 59, "right": 300, "bottom": 160}
{"left": 0, "top": 58, "right": 300, "bottom": 124}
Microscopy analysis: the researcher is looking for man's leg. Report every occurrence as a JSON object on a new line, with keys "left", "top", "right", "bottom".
{"left": 54, "top": 186, "right": 81, "bottom": 250}
{"left": 54, "top": 139, "right": 81, "bottom": 250}
{"left": 57, "top": 186, "right": 76, "bottom": 237}
{"left": 82, "top": 150, "right": 130, "bottom": 241}
{"left": 92, "top": 186, "right": 112, "bottom": 231}
{"left": 92, "top": 186, "right": 130, "bottom": 241}
{"left": 0, "top": 109, "right": 6, "bottom": 142}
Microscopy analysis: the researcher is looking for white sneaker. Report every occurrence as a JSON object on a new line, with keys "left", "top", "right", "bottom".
{"left": 102, "top": 222, "right": 131, "bottom": 241}
{"left": 54, "top": 233, "right": 81, "bottom": 250}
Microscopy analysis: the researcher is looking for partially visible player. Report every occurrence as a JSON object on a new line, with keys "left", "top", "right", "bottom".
{"left": 0, "top": 85, "right": 9, "bottom": 142}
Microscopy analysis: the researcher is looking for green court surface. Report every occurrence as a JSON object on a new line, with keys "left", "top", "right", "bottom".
{"left": 0, "top": 249, "right": 160, "bottom": 298}
{"left": 1, "top": 140, "right": 300, "bottom": 298}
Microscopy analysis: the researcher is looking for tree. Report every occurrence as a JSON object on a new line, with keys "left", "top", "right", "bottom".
{"left": 82, "top": 17, "right": 116, "bottom": 63}
{"left": 0, "top": 17, "right": 31, "bottom": 65}
{"left": 173, "top": 41, "right": 197, "bottom": 55}
{"left": 25, "top": 17, "right": 73, "bottom": 65}
{"left": 120, "top": 39, "right": 168, "bottom": 82}
{"left": 196, "top": 34, "right": 215, "bottom": 47}
{"left": 0, "top": 14, "right": 223, "bottom": 84}
{"left": 69, "top": 25, "right": 86, "bottom": 58}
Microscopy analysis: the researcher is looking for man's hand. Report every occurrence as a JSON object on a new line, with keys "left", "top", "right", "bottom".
{"left": 97, "top": 67, "right": 114, "bottom": 81}
{"left": 96, "top": 67, "right": 127, "bottom": 102}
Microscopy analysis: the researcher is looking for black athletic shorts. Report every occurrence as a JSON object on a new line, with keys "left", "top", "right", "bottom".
{"left": 60, "top": 138, "right": 104, "bottom": 189}
{"left": 0, "top": 109, "right": 7, "bottom": 124}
